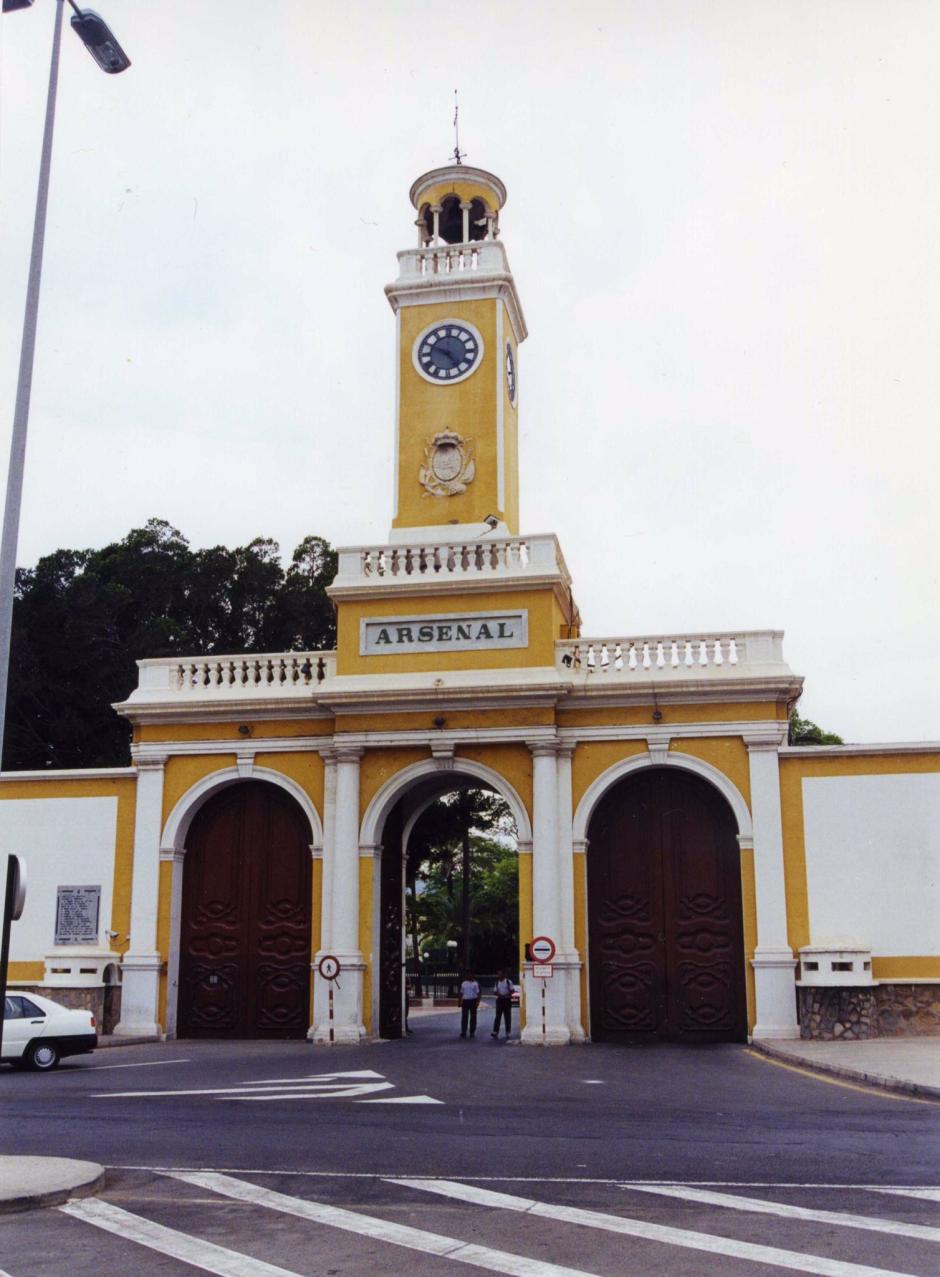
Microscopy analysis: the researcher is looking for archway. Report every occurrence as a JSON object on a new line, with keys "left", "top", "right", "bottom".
{"left": 586, "top": 767, "right": 747, "bottom": 1043}
{"left": 177, "top": 780, "right": 312, "bottom": 1038}
{"left": 365, "top": 761, "right": 529, "bottom": 1040}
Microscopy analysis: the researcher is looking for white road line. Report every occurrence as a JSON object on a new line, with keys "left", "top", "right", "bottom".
{"left": 109, "top": 1167, "right": 940, "bottom": 1190}
{"left": 622, "top": 1183, "right": 940, "bottom": 1244}
{"left": 872, "top": 1188, "right": 940, "bottom": 1204}
{"left": 92, "top": 1081, "right": 394, "bottom": 1100}
{"left": 81, "top": 1058, "right": 191, "bottom": 1071}
{"left": 392, "top": 1179, "right": 920, "bottom": 1277}
{"left": 58, "top": 1198, "right": 302, "bottom": 1276}
{"left": 217, "top": 1084, "right": 394, "bottom": 1101}
{"left": 167, "top": 1170, "right": 602, "bottom": 1277}
{"left": 359, "top": 1095, "right": 444, "bottom": 1104}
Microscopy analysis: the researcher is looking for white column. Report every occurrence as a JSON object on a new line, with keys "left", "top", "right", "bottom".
{"left": 522, "top": 741, "right": 570, "bottom": 1044}
{"left": 310, "top": 748, "right": 337, "bottom": 1040}
{"left": 312, "top": 745, "right": 365, "bottom": 1043}
{"left": 430, "top": 204, "right": 441, "bottom": 244}
{"left": 460, "top": 200, "right": 471, "bottom": 243}
{"left": 747, "top": 732, "right": 799, "bottom": 1039}
{"left": 114, "top": 754, "right": 166, "bottom": 1037}
{"left": 555, "top": 743, "right": 584, "bottom": 1041}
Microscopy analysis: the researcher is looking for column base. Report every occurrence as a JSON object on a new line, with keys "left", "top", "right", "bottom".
{"left": 751, "top": 947, "right": 799, "bottom": 1040}
{"left": 113, "top": 951, "right": 163, "bottom": 1038}
{"left": 519, "top": 964, "right": 572, "bottom": 1045}
{"left": 309, "top": 953, "right": 367, "bottom": 1044}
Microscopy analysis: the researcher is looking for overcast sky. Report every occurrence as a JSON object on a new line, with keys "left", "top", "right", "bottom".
{"left": 1, "top": 1, "right": 937, "bottom": 743}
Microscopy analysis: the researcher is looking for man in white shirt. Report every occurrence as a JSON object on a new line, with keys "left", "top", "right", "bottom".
{"left": 459, "top": 972, "right": 481, "bottom": 1038}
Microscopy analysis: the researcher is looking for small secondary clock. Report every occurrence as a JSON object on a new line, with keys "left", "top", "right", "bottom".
{"left": 505, "top": 341, "right": 517, "bottom": 404}
{"left": 413, "top": 320, "right": 483, "bottom": 385}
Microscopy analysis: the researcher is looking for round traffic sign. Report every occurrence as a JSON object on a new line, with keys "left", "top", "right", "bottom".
{"left": 8, "top": 855, "right": 26, "bottom": 921}
{"left": 529, "top": 935, "right": 555, "bottom": 963}
{"left": 317, "top": 954, "right": 341, "bottom": 981}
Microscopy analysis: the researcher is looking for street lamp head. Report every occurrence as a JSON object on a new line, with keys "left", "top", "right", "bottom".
{"left": 2, "top": 2, "right": 36, "bottom": 14}
{"left": 69, "top": 8, "right": 130, "bottom": 73}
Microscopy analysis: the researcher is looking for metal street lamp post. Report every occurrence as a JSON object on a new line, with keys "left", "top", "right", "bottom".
{"left": 0, "top": 0, "right": 130, "bottom": 766}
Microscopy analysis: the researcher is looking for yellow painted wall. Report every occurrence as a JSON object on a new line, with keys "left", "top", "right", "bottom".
{"left": 780, "top": 750, "right": 940, "bottom": 963}
{"left": 138, "top": 720, "right": 330, "bottom": 744}
{"left": 558, "top": 701, "right": 784, "bottom": 730}
{"left": 336, "top": 706, "right": 555, "bottom": 736}
{"left": 336, "top": 587, "right": 563, "bottom": 675}
{"left": 418, "top": 180, "right": 502, "bottom": 211}
{"left": 395, "top": 299, "right": 514, "bottom": 530}
{"left": 1, "top": 774, "right": 137, "bottom": 983}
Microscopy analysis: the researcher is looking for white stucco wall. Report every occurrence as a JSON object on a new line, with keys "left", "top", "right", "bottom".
{"left": 802, "top": 773, "right": 940, "bottom": 956}
{"left": 0, "top": 797, "right": 118, "bottom": 961}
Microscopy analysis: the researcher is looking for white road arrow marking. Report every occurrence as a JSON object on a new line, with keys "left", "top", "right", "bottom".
{"left": 92, "top": 1068, "right": 441, "bottom": 1104}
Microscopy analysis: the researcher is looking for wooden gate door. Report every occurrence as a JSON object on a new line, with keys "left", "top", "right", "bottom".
{"left": 587, "top": 768, "right": 746, "bottom": 1043}
{"left": 178, "top": 782, "right": 311, "bottom": 1039}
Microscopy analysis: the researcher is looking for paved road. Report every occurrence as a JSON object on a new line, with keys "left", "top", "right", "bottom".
{"left": 1, "top": 1010, "right": 938, "bottom": 1275}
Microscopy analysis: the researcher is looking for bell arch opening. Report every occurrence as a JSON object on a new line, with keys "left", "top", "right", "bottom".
{"left": 585, "top": 766, "right": 747, "bottom": 1045}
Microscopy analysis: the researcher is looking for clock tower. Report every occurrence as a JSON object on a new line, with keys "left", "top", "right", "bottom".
{"left": 385, "top": 164, "right": 526, "bottom": 540}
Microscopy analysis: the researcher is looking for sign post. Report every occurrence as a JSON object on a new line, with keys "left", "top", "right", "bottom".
{"left": 528, "top": 935, "right": 555, "bottom": 1043}
{"left": 0, "top": 854, "right": 27, "bottom": 1059}
{"left": 317, "top": 954, "right": 342, "bottom": 1044}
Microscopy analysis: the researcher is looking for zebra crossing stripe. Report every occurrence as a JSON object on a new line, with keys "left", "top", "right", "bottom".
{"left": 622, "top": 1183, "right": 940, "bottom": 1243}
{"left": 391, "top": 1179, "right": 919, "bottom": 1277}
{"left": 166, "top": 1170, "right": 601, "bottom": 1277}
{"left": 58, "top": 1198, "right": 301, "bottom": 1276}
{"left": 871, "top": 1188, "right": 940, "bottom": 1204}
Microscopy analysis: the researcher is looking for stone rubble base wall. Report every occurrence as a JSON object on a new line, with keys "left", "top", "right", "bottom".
{"left": 798, "top": 983, "right": 940, "bottom": 1040}
{"left": 11, "top": 984, "right": 122, "bottom": 1035}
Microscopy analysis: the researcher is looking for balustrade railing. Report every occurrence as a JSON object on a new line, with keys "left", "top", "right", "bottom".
{"left": 556, "top": 631, "right": 785, "bottom": 677}
{"left": 134, "top": 651, "right": 336, "bottom": 698}
{"left": 333, "top": 532, "right": 568, "bottom": 588}
{"left": 396, "top": 240, "right": 508, "bottom": 280}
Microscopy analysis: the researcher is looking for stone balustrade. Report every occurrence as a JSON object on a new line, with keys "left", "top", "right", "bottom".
{"left": 332, "top": 532, "right": 569, "bottom": 589}
{"left": 396, "top": 240, "right": 509, "bottom": 280}
{"left": 556, "top": 631, "right": 786, "bottom": 677}
{"left": 134, "top": 651, "right": 336, "bottom": 698}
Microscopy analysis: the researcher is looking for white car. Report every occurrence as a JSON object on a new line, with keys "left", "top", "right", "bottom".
{"left": 2, "top": 991, "right": 98, "bottom": 1071}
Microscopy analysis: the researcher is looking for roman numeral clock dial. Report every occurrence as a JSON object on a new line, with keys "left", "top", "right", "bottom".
{"left": 412, "top": 320, "right": 484, "bottom": 384}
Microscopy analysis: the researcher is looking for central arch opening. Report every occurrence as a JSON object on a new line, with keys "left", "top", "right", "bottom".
{"left": 376, "top": 775, "right": 520, "bottom": 1040}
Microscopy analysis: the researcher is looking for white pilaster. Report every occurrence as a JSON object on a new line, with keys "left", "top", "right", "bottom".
{"left": 522, "top": 741, "right": 570, "bottom": 1044}
{"left": 556, "top": 744, "right": 584, "bottom": 1041}
{"left": 310, "top": 747, "right": 337, "bottom": 1040}
{"left": 746, "top": 730, "right": 799, "bottom": 1039}
{"left": 114, "top": 754, "right": 167, "bottom": 1037}
{"left": 312, "top": 745, "right": 365, "bottom": 1043}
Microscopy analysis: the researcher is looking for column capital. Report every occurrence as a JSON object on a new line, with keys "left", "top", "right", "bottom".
{"left": 527, "top": 738, "right": 560, "bottom": 758}
{"left": 334, "top": 744, "right": 365, "bottom": 764}
{"left": 556, "top": 742, "right": 576, "bottom": 761}
{"left": 744, "top": 728, "right": 787, "bottom": 751}
{"left": 132, "top": 752, "right": 168, "bottom": 771}
{"left": 317, "top": 745, "right": 338, "bottom": 764}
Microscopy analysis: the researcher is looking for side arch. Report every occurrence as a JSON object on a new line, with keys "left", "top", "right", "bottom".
{"left": 360, "top": 756, "right": 533, "bottom": 852}
{"left": 160, "top": 765, "right": 323, "bottom": 858}
{"left": 572, "top": 750, "right": 752, "bottom": 847}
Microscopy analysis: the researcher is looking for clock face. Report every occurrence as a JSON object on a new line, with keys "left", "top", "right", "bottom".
{"left": 413, "top": 320, "right": 483, "bottom": 385}
{"left": 505, "top": 341, "right": 516, "bottom": 404}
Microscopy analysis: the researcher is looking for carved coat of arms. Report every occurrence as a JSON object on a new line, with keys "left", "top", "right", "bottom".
{"left": 419, "top": 430, "right": 475, "bottom": 497}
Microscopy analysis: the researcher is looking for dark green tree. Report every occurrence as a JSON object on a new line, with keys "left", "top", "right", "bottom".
{"left": 788, "top": 711, "right": 844, "bottom": 746}
{"left": 4, "top": 519, "right": 336, "bottom": 770}
{"left": 406, "top": 788, "right": 518, "bottom": 975}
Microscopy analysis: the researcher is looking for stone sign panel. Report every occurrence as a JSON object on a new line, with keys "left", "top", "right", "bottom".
{"left": 361, "top": 610, "right": 528, "bottom": 656}
{"left": 54, "top": 885, "right": 101, "bottom": 945}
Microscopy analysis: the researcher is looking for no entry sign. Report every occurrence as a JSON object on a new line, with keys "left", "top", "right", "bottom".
{"left": 318, "top": 954, "right": 341, "bottom": 981}
{"left": 529, "top": 935, "right": 556, "bottom": 963}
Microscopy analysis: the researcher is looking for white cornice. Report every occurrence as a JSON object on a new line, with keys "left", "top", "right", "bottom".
{"left": 561, "top": 675, "right": 803, "bottom": 709}
{"left": 384, "top": 275, "right": 528, "bottom": 344}
{"left": 557, "top": 720, "right": 783, "bottom": 743}
{"left": 0, "top": 767, "right": 135, "bottom": 782}
{"left": 328, "top": 570, "right": 569, "bottom": 606}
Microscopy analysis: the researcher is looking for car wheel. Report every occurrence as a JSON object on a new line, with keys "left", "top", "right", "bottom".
{"left": 25, "top": 1040, "right": 60, "bottom": 1072}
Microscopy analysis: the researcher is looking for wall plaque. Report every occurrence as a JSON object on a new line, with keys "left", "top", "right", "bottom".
{"left": 54, "top": 885, "right": 101, "bottom": 945}
{"left": 361, "top": 609, "right": 528, "bottom": 656}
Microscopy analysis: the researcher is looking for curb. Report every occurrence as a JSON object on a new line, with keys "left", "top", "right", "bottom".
{"left": 0, "top": 1157, "right": 106, "bottom": 1214}
{"left": 97, "top": 1035, "right": 161, "bottom": 1049}
{"left": 750, "top": 1040, "right": 940, "bottom": 1101}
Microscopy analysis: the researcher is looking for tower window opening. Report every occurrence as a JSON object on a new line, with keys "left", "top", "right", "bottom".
{"left": 422, "top": 195, "right": 491, "bottom": 245}
{"left": 468, "top": 198, "right": 488, "bottom": 241}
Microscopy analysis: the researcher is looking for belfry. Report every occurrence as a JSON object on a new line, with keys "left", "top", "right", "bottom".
{"left": 3, "top": 160, "right": 938, "bottom": 1049}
